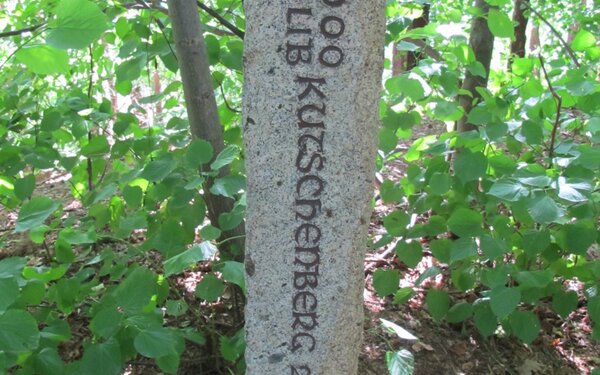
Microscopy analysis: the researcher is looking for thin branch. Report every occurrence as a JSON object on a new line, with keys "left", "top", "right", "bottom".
{"left": 523, "top": 2, "right": 581, "bottom": 67}
{"left": 0, "top": 23, "right": 45, "bottom": 38}
{"left": 196, "top": 1, "right": 245, "bottom": 39}
{"left": 87, "top": 46, "right": 95, "bottom": 192}
{"left": 0, "top": 28, "right": 44, "bottom": 70}
{"left": 538, "top": 55, "right": 562, "bottom": 168}
{"left": 134, "top": 0, "right": 178, "bottom": 61}
{"left": 219, "top": 83, "right": 241, "bottom": 113}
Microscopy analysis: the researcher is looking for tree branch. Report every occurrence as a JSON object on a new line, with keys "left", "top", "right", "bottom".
{"left": 523, "top": 2, "right": 581, "bottom": 67}
{"left": 539, "top": 56, "right": 562, "bottom": 168}
{"left": 196, "top": 1, "right": 244, "bottom": 39}
{"left": 0, "top": 23, "right": 45, "bottom": 38}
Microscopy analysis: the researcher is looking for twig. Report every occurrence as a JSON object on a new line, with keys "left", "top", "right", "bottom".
{"left": 134, "top": 0, "right": 178, "bottom": 61}
{"left": 219, "top": 83, "right": 240, "bottom": 113}
{"left": 87, "top": 46, "right": 95, "bottom": 192}
{"left": 196, "top": 1, "right": 245, "bottom": 39}
{"left": 0, "top": 28, "right": 44, "bottom": 70}
{"left": 524, "top": 3, "right": 581, "bottom": 67}
{"left": 0, "top": 23, "right": 45, "bottom": 38}
{"left": 538, "top": 55, "right": 562, "bottom": 168}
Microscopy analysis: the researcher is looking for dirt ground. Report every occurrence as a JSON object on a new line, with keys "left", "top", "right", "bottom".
{"left": 1, "top": 118, "right": 599, "bottom": 374}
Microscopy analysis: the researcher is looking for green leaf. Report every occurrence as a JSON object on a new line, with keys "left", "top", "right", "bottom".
{"left": 429, "top": 239, "right": 451, "bottom": 263}
{"left": 454, "top": 150, "right": 488, "bottom": 183}
{"left": 380, "top": 180, "right": 403, "bottom": 204}
{"left": 14, "top": 174, "right": 36, "bottom": 201}
{"left": 521, "top": 120, "right": 543, "bottom": 145}
{"left": 509, "top": 311, "right": 540, "bottom": 344}
{"left": 112, "top": 267, "right": 156, "bottom": 315}
{"left": 447, "top": 208, "right": 483, "bottom": 238}
{"left": 571, "top": 30, "right": 596, "bottom": 51}
{"left": 381, "top": 319, "right": 418, "bottom": 341}
{"left": 480, "top": 234, "right": 507, "bottom": 259}
{"left": 589, "top": 296, "right": 600, "bottom": 324}
{"left": 429, "top": 173, "right": 451, "bottom": 195}
{"left": 552, "top": 290, "right": 578, "bottom": 318}
{"left": 426, "top": 289, "right": 450, "bottom": 321}
{"left": 15, "top": 45, "right": 69, "bottom": 75}
{"left": 393, "top": 287, "right": 415, "bottom": 304}
{"left": 373, "top": 269, "right": 400, "bottom": 297}
{"left": 210, "top": 175, "right": 246, "bottom": 198}
{"left": 447, "top": 302, "right": 473, "bottom": 323}
{"left": 46, "top": 0, "right": 110, "bottom": 49}
{"left": 40, "top": 109, "right": 63, "bottom": 132}
{"left": 386, "top": 350, "right": 414, "bottom": 375}
{"left": 23, "top": 265, "right": 67, "bottom": 283}
{"left": 220, "top": 261, "right": 245, "bottom": 291}
{"left": 556, "top": 220, "right": 597, "bottom": 255}
{"left": 526, "top": 195, "right": 564, "bottom": 224}
{"left": 79, "top": 339, "right": 122, "bottom": 375}
{"left": 134, "top": 327, "right": 184, "bottom": 359}
{"left": 33, "top": 347, "right": 65, "bottom": 375}
{"left": 487, "top": 9, "right": 514, "bottom": 39}
{"left": 220, "top": 329, "right": 245, "bottom": 362}
{"left": 195, "top": 274, "right": 225, "bottom": 302}
{"left": 515, "top": 270, "right": 554, "bottom": 288}
{"left": 393, "top": 75, "right": 426, "bottom": 101}
{"left": 450, "top": 237, "right": 478, "bottom": 262}
{"left": 140, "top": 155, "right": 176, "bottom": 182}
{"left": 211, "top": 145, "right": 239, "bottom": 170}
{"left": 186, "top": 139, "right": 214, "bottom": 167}
{"left": 383, "top": 211, "right": 410, "bottom": 236}
{"left": 90, "top": 307, "right": 123, "bottom": 339}
{"left": 81, "top": 136, "right": 110, "bottom": 157}
{"left": 122, "top": 185, "right": 143, "bottom": 208}
{"left": 0, "top": 257, "right": 27, "bottom": 279}
{"left": 379, "top": 128, "right": 399, "bottom": 153}
{"left": 0, "top": 310, "right": 40, "bottom": 352}
{"left": 473, "top": 302, "right": 497, "bottom": 337}
{"left": 200, "top": 225, "right": 221, "bottom": 241}
{"left": 490, "top": 287, "right": 521, "bottom": 319}
{"left": 164, "top": 244, "right": 207, "bottom": 277}
{"left": 15, "top": 196, "right": 59, "bottom": 232}
{"left": 395, "top": 241, "right": 422, "bottom": 268}
{"left": 522, "top": 229, "right": 551, "bottom": 256}
{"left": 0, "top": 278, "right": 19, "bottom": 313}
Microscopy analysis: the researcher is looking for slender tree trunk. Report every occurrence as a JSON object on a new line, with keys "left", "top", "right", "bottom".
{"left": 406, "top": 4, "right": 430, "bottom": 71}
{"left": 457, "top": 0, "right": 496, "bottom": 132}
{"left": 392, "top": 43, "right": 405, "bottom": 75}
{"left": 167, "top": 0, "right": 245, "bottom": 260}
{"left": 529, "top": 25, "right": 540, "bottom": 53}
{"left": 567, "top": 0, "right": 586, "bottom": 43}
{"left": 508, "top": 0, "right": 529, "bottom": 70}
{"left": 153, "top": 65, "right": 162, "bottom": 115}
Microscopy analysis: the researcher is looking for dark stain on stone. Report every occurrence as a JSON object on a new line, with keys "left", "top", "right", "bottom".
{"left": 245, "top": 256, "right": 255, "bottom": 277}
{"left": 277, "top": 181, "right": 283, "bottom": 187}
{"left": 268, "top": 353, "right": 285, "bottom": 363}
{"left": 326, "top": 209, "right": 333, "bottom": 218}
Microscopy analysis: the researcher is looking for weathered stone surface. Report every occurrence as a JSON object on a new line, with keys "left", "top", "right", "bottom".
{"left": 243, "top": 1, "right": 385, "bottom": 374}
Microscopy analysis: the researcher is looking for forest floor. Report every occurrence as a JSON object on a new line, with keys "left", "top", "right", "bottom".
{"left": 1, "top": 118, "right": 599, "bottom": 374}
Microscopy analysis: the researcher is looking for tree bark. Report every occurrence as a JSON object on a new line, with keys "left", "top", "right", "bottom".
{"left": 457, "top": 0, "right": 496, "bottom": 132}
{"left": 508, "top": 0, "right": 529, "bottom": 70}
{"left": 167, "top": 0, "right": 245, "bottom": 260}
{"left": 406, "top": 4, "right": 431, "bottom": 71}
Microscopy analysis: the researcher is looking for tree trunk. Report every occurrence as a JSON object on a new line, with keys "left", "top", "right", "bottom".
{"left": 457, "top": 0, "right": 496, "bottom": 132}
{"left": 508, "top": 0, "right": 529, "bottom": 70}
{"left": 406, "top": 4, "right": 430, "bottom": 71}
{"left": 529, "top": 25, "right": 540, "bottom": 53}
{"left": 167, "top": 0, "right": 245, "bottom": 260}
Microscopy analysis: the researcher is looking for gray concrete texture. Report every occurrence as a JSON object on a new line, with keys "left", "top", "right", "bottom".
{"left": 243, "top": 1, "right": 386, "bottom": 373}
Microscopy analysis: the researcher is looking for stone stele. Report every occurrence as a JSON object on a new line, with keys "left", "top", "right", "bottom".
{"left": 243, "top": 1, "right": 385, "bottom": 374}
